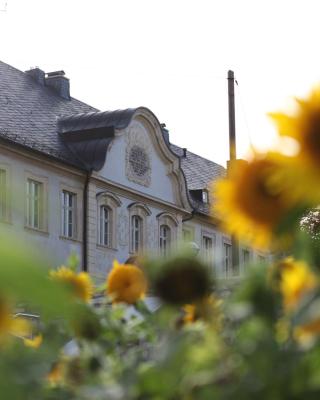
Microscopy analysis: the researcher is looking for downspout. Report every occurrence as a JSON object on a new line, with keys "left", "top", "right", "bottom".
{"left": 182, "top": 208, "right": 195, "bottom": 223}
{"left": 83, "top": 169, "right": 93, "bottom": 272}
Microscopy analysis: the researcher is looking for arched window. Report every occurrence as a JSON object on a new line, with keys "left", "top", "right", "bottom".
{"left": 159, "top": 224, "right": 171, "bottom": 255}
{"left": 96, "top": 192, "right": 121, "bottom": 249}
{"left": 131, "top": 215, "right": 143, "bottom": 253}
{"left": 157, "top": 212, "right": 178, "bottom": 255}
{"left": 99, "top": 205, "right": 111, "bottom": 246}
{"left": 128, "top": 202, "right": 151, "bottom": 254}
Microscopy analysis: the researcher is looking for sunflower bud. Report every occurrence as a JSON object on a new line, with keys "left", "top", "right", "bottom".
{"left": 153, "top": 256, "right": 211, "bottom": 305}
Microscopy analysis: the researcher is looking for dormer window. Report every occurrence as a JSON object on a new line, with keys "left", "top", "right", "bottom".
{"left": 189, "top": 188, "right": 209, "bottom": 204}
{"left": 202, "top": 189, "right": 209, "bottom": 203}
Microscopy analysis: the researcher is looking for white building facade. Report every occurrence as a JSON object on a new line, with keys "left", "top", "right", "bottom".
{"left": 0, "top": 62, "right": 268, "bottom": 283}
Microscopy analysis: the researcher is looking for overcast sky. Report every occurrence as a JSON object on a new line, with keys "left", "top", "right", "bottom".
{"left": 1, "top": 0, "right": 319, "bottom": 166}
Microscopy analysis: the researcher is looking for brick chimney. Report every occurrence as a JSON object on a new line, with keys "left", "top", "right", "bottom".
{"left": 45, "top": 70, "right": 70, "bottom": 100}
{"left": 25, "top": 67, "right": 45, "bottom": 85}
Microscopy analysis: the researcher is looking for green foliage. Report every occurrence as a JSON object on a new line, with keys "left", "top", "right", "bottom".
{"left": 1, "top": 227, "right": 320, "bottom": 399}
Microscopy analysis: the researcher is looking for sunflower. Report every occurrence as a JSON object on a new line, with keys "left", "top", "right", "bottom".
{"left": 47, "top": 361, "right": 63, "bottom": 385}
{"left": 0, "top": 297, "right": 31, "bottom": 342}
{"left": 182, "top": 295, "right": 222, "bottom": 326}
{"left": 24, "top": 334, "right": 42, "bottom": 348}
{"left": 50, "top": 266, "right": 93, "bottom": 303}
{"left": 279, "top": 257, "right": 317, "bottom": 311}
{"left": 213, "top": 154, "right": 300, "bottom": 249}
{"left": 106, "top": 260, "right": 147, "bottom": 304}
{"left": 183, "top": 304, "right": 197, "bottom": 325}
{"left": 0, "top": 297, "right": 13, "bottom": 339}
{"left": 154, "top": 256, "right": 211, "bottom": 305}
{"left": 270, "top": 86, "right": 320, "bottom": 201}
{"left": 294, "top": 319, "right": 320, "bottom": 346}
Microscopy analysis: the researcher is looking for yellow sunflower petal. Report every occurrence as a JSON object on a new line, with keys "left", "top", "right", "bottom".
{"left": 279, "top": 258, "right": 317, "bottom": 311}
{"left": 24, "top": 334, "right": 42, "bottom": 349}
{"left": 269, "top": 112, "right": 300, "bottom": 139}
{"left": 106, "top": 261, "right": 147, "bottom": 304}
{"left": 50, "top": 267, "right": 93, "bottom": 303}
{"left": 213, "top": 154, "right": 299, "bottom": 250}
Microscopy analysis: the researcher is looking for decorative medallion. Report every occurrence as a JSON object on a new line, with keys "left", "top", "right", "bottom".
{"left": 125, "top": 122, "right": 151, "bottom": 187}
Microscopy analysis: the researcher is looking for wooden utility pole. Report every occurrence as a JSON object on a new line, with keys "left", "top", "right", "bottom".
{"left": 227, "top": 70, "right": 239, "bottom": 273}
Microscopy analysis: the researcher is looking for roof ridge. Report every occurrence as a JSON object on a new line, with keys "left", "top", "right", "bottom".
{"left": 0, "top": 59, "right": 29, "bottom": 76}
{"left": 171, "top": 142, "right": 226, "bottom": 170}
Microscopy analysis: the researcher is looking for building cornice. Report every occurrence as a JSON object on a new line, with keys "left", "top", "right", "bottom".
{"left": 0, "top": 141, "right": 86, "bottom": 178}
{"left": 91, "top": 174, "right": 191, "bottom": 217}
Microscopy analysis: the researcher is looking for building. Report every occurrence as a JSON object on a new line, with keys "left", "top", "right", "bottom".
{"left": 0, "top": 61, "right": 267, "bottom": 282}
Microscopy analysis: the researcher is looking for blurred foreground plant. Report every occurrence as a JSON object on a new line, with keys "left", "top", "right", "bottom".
{"left": 2, "top": 86, "right": 320, "bottom": 399}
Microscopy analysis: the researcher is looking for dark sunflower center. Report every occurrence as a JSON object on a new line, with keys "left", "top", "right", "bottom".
{"left": 236, "top": 160, "right": 286, "bottom": 226}
{"left": 305, "top": 112, "right": 320, "bottom": 160}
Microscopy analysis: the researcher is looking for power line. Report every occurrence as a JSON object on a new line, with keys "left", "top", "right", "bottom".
{"left": 234, "top": 79, "right": 253, "bottom": 148}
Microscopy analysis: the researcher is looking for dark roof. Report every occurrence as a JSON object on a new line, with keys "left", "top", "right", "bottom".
{"left": 0, "top": 60, "right": 226, "bottom": 216}
{"left": 0, "top": 60, "right": 97, "bottom": 168}
{"left": 58, "top": 109, "right": 139, "bottom": 171}
{"left": 170, "top": 144, "right": 226, "bottom": 215}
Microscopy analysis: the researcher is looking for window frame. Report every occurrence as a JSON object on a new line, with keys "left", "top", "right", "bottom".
{"left": 0, "top": 164, "right": 10, "bottom": 223}
{"left": 96, "top": 192, "right": 121, "bottom": 249}
{"left": 242, "top": 248, "right": 251, "bottom": 265}
{"left": 201, "top": 232, "right": 215, "bottom": 267}
{"left": 98, "top": 205, "right": 111, "bottom": 247}
{"left": 182, "top": 224, "right": 195, "bottom": 243}
{"left": 61, "top": 189, "right": 77, "bottom": 239}
{"left": 157, "top": 212, "right": 178, "bottom": 256}
{"left": 159, "top": 224, "right": 171, "bottom": 256}
{"left": 128, "top": 202, "right": 151, "bottom": 254}
{"left": 59, "top": 183, "right": 82, "bottom": 242}
{"left": 24, "top": 172, "right": 48, "bottom": 233}
{"left": 131, "top": 214, "right": 143, "bottom": 253}
{"left": 223, "top": 241, "right": 232, "bottom": 278}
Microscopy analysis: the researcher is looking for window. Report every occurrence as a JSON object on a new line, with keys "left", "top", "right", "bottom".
{"left": 202, "top": 235, "right": 213, "bottom": 264}
{"left": 26, "top": 179, "right": 43, "bottom": 229}
{"left": 160, "top": 224, "right": 171, "bottom": 255}
{"left": 0, "top": 169, "right": 6, "bottom": 220}
{"left": 183, "top": 227, "right": 193, "bottom": 242}
{"left": 223, "top": 243, "right": 232, "bottom": 277}
{"left": 131, "top": 215, "right": 143, "bottom": 253}
{"left": 242, "top": 249, "right": 250, "bottom": 264}
{"left": 96, "top": 192, "right": 121, "bottom": 249}
{"left": 128, "top": 202, "right": 151, "bottom": 254}
{"left": 99, "top": 205, "right": 111, "bottom": 246}
{"left": 202, "top": 190, "right": 209, "bottom": 203}
{"left": 61, "top": 190, "right": 76, "bottom": 238}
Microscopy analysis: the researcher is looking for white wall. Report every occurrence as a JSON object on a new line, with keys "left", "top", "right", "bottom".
{"left": 99, "top": 119, "right": 176, "bottom": 204}
{"left": 0, "top": 148, "right": 83, "bottom": 269}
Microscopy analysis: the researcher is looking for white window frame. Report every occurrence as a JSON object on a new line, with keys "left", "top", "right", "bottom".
{"left": 202, "top": 232, "right": 215, "bottom": 267}
{"left": 223, "top": 242, "right": 232, "bottom": 278}
{"left": 128, "top": 202, "right": 151, "bottom": 254}
{"left": 131, "top": 214, "right": 143, "bottom": 253}
{"left": 99, "top": 205, "right": 111, "bottom": 247}
{"left": 96, "top": 192, "right": 121, "bottom": 249}
{"left": 0, "top": 164, "right": 10, "bottom": 223}
{"left": 202, "top": 189, "right": 209, "bottom": 203}
{"left": 25, "top": 173, "right": 48, "bottom": 232}
{"left": 157, "top": 212, "right": 178, "bottom": 256}
{"left": 182, "top": 224, "right": 195, "bottom": 243}
{"left": 242, "top": 248, "right": 251, "bottom": 265}
{"left": 27, "top": 179, "right": 42, "bottom": 229}
{"left": 61, "top": 190, "right": 77, "bottom": 239}
{"left": 159, "top": 224, "right": 171, "bottom": 256}
{"left": 59, "top": 183, "right": 82, "bottom": 242}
